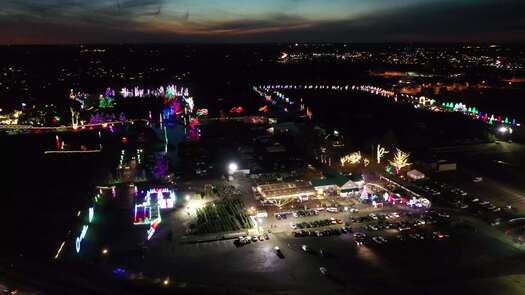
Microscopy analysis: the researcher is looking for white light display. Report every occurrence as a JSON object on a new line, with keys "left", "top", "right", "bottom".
{"left": 340, "top": 151, "right": 362, "bottom": 166}
{"left": 75, "top": 225, "right": 89, "bottom": 253}
{"left": 377, "top": 144, "right": 389, "bottom": 164}
{"left": 88, "top": 207, "right": 94, "bottom": 223}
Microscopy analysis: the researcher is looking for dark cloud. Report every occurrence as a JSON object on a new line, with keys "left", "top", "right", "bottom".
{"left": 0, "top": 0, "right": 524, "bottom": 43}
{"left": 206, "top": 0, "right": 525, "bottom": 43}
{"left": 198, "top": 13, "right": 311, "bottom": 34}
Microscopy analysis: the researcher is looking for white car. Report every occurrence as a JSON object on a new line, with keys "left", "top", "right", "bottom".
{"left": 372, "top": 237, "right": 383, "bottom": 245}
{"left": 301, "top": 245, "right": 310, "bottom": 252}
{"left": 369, "top": 213, "right": 378, "bottom": 220}
{"left": 367, "top": 225, "right": 379, "bottom": 231}
{"left": 415, "top": 219, "right": 426, "bottom": 226}
{"left": 290, "top": 223, "right": 297, "bottom": 229}
{"left": 473, "top": 177, "right": 483, "bottom": 183}
{"left": 320, "top": 267, "right": 328, "bottom": 275}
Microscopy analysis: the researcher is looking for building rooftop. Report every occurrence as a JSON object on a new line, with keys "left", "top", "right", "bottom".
{"left": 257, "top": 181, "right": 315, "bottom": 200}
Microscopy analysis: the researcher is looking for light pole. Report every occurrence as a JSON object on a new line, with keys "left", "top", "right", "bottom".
{"left": 228, "top": 162, "right": 238, "bottom": 175}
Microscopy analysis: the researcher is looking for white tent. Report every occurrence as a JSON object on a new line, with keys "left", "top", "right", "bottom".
{"left": 407, "top": 169, "right": 425, "bottom": 180}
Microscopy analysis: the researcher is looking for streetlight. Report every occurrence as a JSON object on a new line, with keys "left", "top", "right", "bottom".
{"left": 228, "top": 162, "right": 238, "bottom": 175}
{"left": 185, "top": 194, "right": 191, "bottom": 201}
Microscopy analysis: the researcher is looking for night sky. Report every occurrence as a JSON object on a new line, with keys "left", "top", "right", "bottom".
{"left": 1, "top": 0, "right": 524, "bottom": 44}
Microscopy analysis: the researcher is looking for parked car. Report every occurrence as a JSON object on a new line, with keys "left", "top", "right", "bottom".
{"left": 372, "top": 236, "right": 384, "bottom": 244}
{"left": 432, "top": 231, "right": 449, "bottom": 239}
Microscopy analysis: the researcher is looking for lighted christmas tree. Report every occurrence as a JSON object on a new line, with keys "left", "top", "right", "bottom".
{"left": 360, "top": 186, "right": 369, "bottom": 201}
{"left": 166, "top": 85, "right": 175, "bottom": 99}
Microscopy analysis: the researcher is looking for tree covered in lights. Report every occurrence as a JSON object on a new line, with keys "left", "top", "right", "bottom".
{"left": 389, "top": 148, "right": 412, "bottom": 172}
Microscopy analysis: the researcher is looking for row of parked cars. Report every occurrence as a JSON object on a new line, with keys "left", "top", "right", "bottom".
{"left": 433, "top": 180, "right": 508, "bottom": 225}
{"left": 354, "top": 230, "right": 450, "bottom": 247}
{"left": 276, "top": 208, "right": 340, "bottom": 220}
{"left": 354, "top": 210, "right": 449, "bottom": 231}
{"left": 233, "top": 234, "right": 270, "bottom": 247}
{"left": 290, "top": 217, "right": 344, "bottom": 230}
{"left": 294, "top": 226, "right": 353, "bottom": 237}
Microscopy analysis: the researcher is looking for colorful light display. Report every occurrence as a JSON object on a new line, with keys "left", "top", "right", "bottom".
{"left": 146, "top": 188, "right": 177, "bottom": 209}
{"left": 55, "top": 135, "right": 61, "bottom": 150}
{"left": 133, "top": 187, "right": 176, "bottom": 229}
{"left": 120, "top": 84, "right": 189, "bottom": 98}
{"left": 360, "top": 186, "right": 369, "bottom": 201}
{"left": 229, "top": 106, "right": 244, "bottom": 114}
{"left": 256, "top": 84, "right": 520, "bottom": 128}
{"left": 134, "top": 203, "right": 159, "bottom": 225}
{"left": 258, "top": 105, "right": 269, "bottom": 112}
{"left": 147, "top": 219, "right": 161, "bottom": 240}
{"left": 132, "top": 187, "right": 178, "bottom": 241}
{"left": 196, "top": 109, "right": 208, "bottom": 116}
{"left": 98, "top": 95, "right": 115, "bottom": 108}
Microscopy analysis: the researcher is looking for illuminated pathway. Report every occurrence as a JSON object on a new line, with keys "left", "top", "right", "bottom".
{"left": 254, "top": 84, "right": 521, "bottom": 129}
{"left": 0, "top": 119, "right": 149, "bottom": 133}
